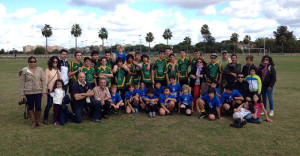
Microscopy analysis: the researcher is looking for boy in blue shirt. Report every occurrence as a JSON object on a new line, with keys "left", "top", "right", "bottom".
{"left": 221, "top": 84, "right": 244, "bottom": 113}
{"left": 178, "top": 85, "right": 194, "bottom": 116}
{"left": 204, "top": 80, "right": 221, "bottom": 98}
{"left": 198, "top": 88, "right": 223, "bottom": 120}
{"left": 110, "top": 84, "right": 124, "bottom": 114}
{"left": 144, "top": 88, "right": 158, "bottom": 118}
{"left": 168, "top": 75, "right": 182, "bottom": 105}
{"left": 154, "top": 81, "right": 164, "bottom": 98}
{"left": 125, "top": 84, "right": 140, "bottom": 114}
{"left": 159, "top": 86, "right": 177, "bottom": 116}
{"left": 138, "top": 81, "right": 148, "bottom": 111}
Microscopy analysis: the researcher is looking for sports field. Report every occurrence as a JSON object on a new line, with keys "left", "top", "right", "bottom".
{"left": 0, "top": 55, "right": 299, "bottom": 155}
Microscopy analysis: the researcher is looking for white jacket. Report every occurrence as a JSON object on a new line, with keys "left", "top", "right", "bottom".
{"left": 50, "top": 88, "right": 65, "bottom": 105}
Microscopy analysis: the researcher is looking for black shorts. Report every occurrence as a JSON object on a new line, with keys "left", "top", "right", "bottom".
{"left": 179, "top": 79, "right": 188, "bottom": 87}
{"left": 204, "top": 102, "right": 218, "bottom": 117}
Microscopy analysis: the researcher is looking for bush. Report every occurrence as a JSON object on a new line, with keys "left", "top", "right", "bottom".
{"left": 34, "top": 47, "right": 45, "bottom": 54}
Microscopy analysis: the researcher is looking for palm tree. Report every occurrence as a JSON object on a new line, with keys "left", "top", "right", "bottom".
{"left": 71, "top": 23, "right": 82, "bottom": 50}
{"left": 279, "top": 35, "right": 287, "bottom": 53}
{"left": 183, "top": 36, "right": 191, "bottom": 53}
{"left": 243, "top": 35, "right": 251, "bottom": 54}
{"left": 230, "top": 33, "right": 239, "bottom": 53}
{"left": 162, "top": 28, "right": 172, "bottom": 45}
{"left": 98, "top": 27, "right": 108, "bottom": 52}
{"left": 41, "top": 24, "right": 52, "bottom": 56}
{"left": 145, "top": 32, "right": 154, "bottom": 53}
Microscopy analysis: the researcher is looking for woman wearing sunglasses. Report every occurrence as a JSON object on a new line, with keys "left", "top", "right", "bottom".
{"left": 43, "top": 56, "right": 62, "bottom": 125}
{"left": 19, "top": 56, "right": 47, "bottom": 128}
{"left": 257, "top": 55, "right": 276, "bottom": 117}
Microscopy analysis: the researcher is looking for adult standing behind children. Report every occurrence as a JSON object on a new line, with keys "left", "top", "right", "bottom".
{"left": 43, "top": 56, "right": 62, "bottom": 125}
{"left": 19, "top": 56, "right": 47, "bottom": 128}
{"left": 59, "top": 49, "right": 69, "bottom": 91}
{"left": 218, "top": 50, "right": 231, "bottom": 92}
{"left": 257, "top": 55, "right": 276, "bottom": 116}
{"left": 223, "top": 54, "right": 241, "bottom": 85}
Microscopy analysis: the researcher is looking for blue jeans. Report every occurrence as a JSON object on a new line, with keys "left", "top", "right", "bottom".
{"left": 73, "top": 98, "right": 101, "bottom": 123}
{"left": 25, "top": 93, "right": 42, "bottom": 111}
{"left": 261, "top": 87, "right": 274, "bottom": 110}
{"left": 244, "top": 114, "right": 261, "bottom": 123}
{"left": 43, "top": 94, "right": 53, "bottom": 120}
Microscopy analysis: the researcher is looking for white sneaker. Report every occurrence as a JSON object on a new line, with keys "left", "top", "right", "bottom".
{"left": 261, "top": 112, "right": 264, "bottom": 115}
{"left": 269, "top": 110, "right": 274, "bottom": 116}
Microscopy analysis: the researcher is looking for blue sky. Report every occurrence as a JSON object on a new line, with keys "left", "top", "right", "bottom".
{"left": 0, "top": 0, "right": 299, "bottom": 51}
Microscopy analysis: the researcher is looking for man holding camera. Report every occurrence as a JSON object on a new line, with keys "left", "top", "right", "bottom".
{"left": 72, "top": 72, "right": 101, "bottom": 123}
{"left": 223, "top": 54, "right": 241, "bottom": 86}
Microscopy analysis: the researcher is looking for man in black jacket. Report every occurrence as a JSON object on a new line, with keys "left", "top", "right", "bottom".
{"left": 233, "top": 72, "right": 250, "bottom": 100}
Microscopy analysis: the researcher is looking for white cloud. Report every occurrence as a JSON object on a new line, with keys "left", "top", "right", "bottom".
{"left": 155, "top": 0, "right": 228, "bottom": 9}
{"left": 7, "top": 8, "right": 37, "bottom": 19}
{"left": 67, "top": 0, "right": 135, "bottom": 10}
{"left": 204, "top": 5, "right": 217, "bottom": 15}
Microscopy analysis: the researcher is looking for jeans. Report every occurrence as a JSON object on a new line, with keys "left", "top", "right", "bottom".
{"left": 261, "top": 87, "right": 274, "bottom": 110}
{"left": 43, "top": 94, "right": 53, "bottom": 120}
{"left": 244, "top": 114, "right": 262, "bottom": 123}
{"left": 101, "top": 101, "right": 111, "bottom": 116}
{"left": 25, "top": 93, "right": 42, "bottom": 111}
{"left": 73, "top": 98, "right": 101, "bottom": 123}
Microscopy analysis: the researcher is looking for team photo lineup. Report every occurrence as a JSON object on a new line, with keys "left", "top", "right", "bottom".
{"left": 19, "top": 45, "right": 276, "bottom": 128}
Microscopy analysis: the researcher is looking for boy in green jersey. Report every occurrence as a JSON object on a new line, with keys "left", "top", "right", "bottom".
{"left": 152, "top": 50, "right": 167, "bottom": 86}
{"left": 133, "top": 51, "right": 142, "bottom": 89}
{"left": 96, "top": 57, "right": 113, "bottom": 88}
{"left": 177, "top": 49, "right": 190, "bottom": 87}
{"left": 207, "top": 53, "right": 222, "bottom": 85}
{"left": 166, "top": 53, "right": 178, "bottom": 84}
{"left": 113, "top": 58, "right": 127, "bottom": 100}
{"left": 125, "top": 54, "right": 136, "bottom": 88}
{"left": 105, "top": 51, "right": 114, "bottom": 69}
{"left": 91, "top": 50, "right": 101, "bottom": 68}
{"left": 80, "top": 57, "right": 96, "bottom": 88}
{"left": 190, "top": 49, "right": 204, "bottom": 68}
{"left": 141, "top": 54, "right": 152, "bottom": 88}
{"left": 68, "top": 51, "right": 83, "bottom": 94}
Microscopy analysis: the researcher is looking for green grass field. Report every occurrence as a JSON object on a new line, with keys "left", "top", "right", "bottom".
{"left": 0, "top": 55, "right": 299, "bottom": 155}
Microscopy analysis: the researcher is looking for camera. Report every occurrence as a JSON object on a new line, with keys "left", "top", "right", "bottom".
{"left": 18, "top": 98, "right": 28, "bottom": 105}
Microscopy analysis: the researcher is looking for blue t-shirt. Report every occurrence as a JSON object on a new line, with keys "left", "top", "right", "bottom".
{"left": 220, "top": 89, "right": 242, "bottom": 104}
{"left": 125, "top": 89, "right": 139, "bottom": 100}
{"left": 168, "top": 83, "right": 182, "bottom": 101}
{"left": 154, "top": 86, "right": 164, "bottom": 98}
{"left": 201, "top": 94, "right": 220, "bottom": 110}
{"left": 179, "top": 93, "right": 194, "bottom": 106}
{"left": 204, "top": 88, "right": 221, "bottom": 96}
{"left": 116, "top": 52, "right": 127, "bottom": 62}
{"left": 159, "top": 94, "right": 176, "bottom": 106}
{"left": 110, "top": 92, "right": 122, "bottom": 104}
{"left": 145, "top": 95, "right": 158, "bottom": 106}
{"left": 138, "top": 87, "right": 148, "bottom": 99}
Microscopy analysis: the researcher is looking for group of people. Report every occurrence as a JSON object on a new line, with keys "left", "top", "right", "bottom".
{"left": 19, "top": 45, "right": 276, "bottom": 128}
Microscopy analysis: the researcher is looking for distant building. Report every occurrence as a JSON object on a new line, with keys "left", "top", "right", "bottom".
{"left": 23, "top": 45, "right": 64, "bottom": 53}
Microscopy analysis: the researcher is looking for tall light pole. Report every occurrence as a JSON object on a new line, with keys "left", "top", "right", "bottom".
{"left": 132, "top": 41, "right": 135, "bottom": 51}
{"left": 139, "top": 35, "right": 142, "bottom": 52}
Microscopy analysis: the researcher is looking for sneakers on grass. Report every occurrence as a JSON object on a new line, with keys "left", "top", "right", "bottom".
{"left": 269, "top": 110, "right": 274, "bottom": 116}
{"left": 54, "top": 122, "right": 60, "bottom": 126}
{"left": 199, "top": 112, "right": 207, "bottom": 119}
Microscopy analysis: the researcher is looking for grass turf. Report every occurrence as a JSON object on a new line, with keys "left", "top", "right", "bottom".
{"left": 0, "top": 55, "right": 299, "bottom": 155}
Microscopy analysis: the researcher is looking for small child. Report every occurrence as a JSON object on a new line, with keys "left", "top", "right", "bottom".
{"left": 245, "top": 67, "right": 262, "bottom": 96}
{"left": 159, "top": 86, "right": 177, "bottom": 116}
{"left": 154, "top": 81, "right": 164, "bottom": 98}
{"left": 244, "top": 93, "right": 273, "bottom": 123}
{"left": 144, "top": 88, "right": 158, "bottom": 118}
{"left": 138, "top": 81, "right": 148, "bottom": 111}
{"left": 125, "top": 84, "right": 140, "bottom": 114}
{"left": 230, "top": 101, "right": 254, "bottom": 128}
{"left": 168, "top": 75, "right": 182, "bottom": 104}
{"left": 178, "top": 85, "right": 194, "bottom": 116}
{"left": 50, "top": 79, "right": 65, "bottom": 126}
{"left": 110, "top": 84, "right": 124, "bottom": 114}
{"left": 204, "top": 80, "right": 221, "bottom": 98}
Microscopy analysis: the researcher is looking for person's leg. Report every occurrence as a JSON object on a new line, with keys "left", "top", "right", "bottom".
{"left": 102, "top": 100, "right": 111, "bottom": 118}
{"left": 73, "top": 105, "right": 84, "bottom": 123}
{"left": 247, "top": 117, "right": 261, "bottom": 123}
{"left": 261, "top": 87, "right": 268, "bottom": 110}
{"left": 193, "top": 85, "right": 200, "bottom": 108}
{"left": 25, "top": 94, "right": 36, "bottom": 128}
{"left": 223, "top": 103, "right": 231, "bottom": 112}
{"left": 53, "top": 104, "right": 59, "bottom": 123}
{"left": 34, "top": 94, "right": 42, "bottom": 126}
{"left": 159, "top": 108, "right": 166, "bottom": 116}
{"left": 267, "top": 87, "right": 274, "bottom": 111}
{"left": 89, "top": 98, "right": 101, "bottom": 120}
{"left": 208, "top": 114, "right": 216, "bottom": 120}
{"left": 43, "top": 94, "right": 53, "bottom": 123}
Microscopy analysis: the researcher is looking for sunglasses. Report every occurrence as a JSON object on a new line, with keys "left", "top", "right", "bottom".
{"left": 238, "top": 76, "right": 244, "bottom": 78}
{"left": 210, "top": 57, "right": 216, "bottom": 59}
{"left": 53, "top": 61, "right": 58, "bottom": 63}
{"left": 264, "top": 58, "right": 269, "bottom": 61}
{"left": 29, "top": 61, "right": 36, "bottom": 63}
{"left": 197, "top": 61, "right": 203, "bottom": 63}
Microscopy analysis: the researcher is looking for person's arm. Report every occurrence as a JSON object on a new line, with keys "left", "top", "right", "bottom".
{"left": 112, "top": 65, "right": 118, "bottom": 73}
{"left": 20, "top": 70, "right": 26, "bottom": 100}
{"left": 151, "top": 69, "right": 155, "bottom": 84}
{"left": 235, "top": 103, "right": 244, "bottom": 112}
{"left": 234, "top": 96, "right": 244, "bottom": 101}
{"left": 216, "top": 107, "right": 223, "bottom": 119}
{"left": 45, "top": 69, "right": 49, "bottom": 91}
{"left": 257, "top": 75, "right": 262, "bottom": 94}
{"left": 161, "top": 103, "right": 169, "bottom": 112}
{"left": 146, "top": 61, "right": 151, "bottom": 71}
{"left": 269, "top": 66, "right": 276, "bottom": 89}
{"left": 74, "top": 90, "right": 94, "bottom": 101}
{"left": 41, "top": 69, "right": 47, "bottom": 96}
{"left": 68, "top": 67, "right": 82, "bottom": 77}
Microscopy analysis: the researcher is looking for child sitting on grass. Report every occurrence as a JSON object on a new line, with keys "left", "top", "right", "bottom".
{"left": 125, "top": 83, "right": 140, "bottom": 114}
{"left": 244, "top": 93, "right": 273, "bottom": 123}
{"left": 110, "top": 84, "right": 124, "bottom": 114}
{"left": 230, "top": 100, "right": 254, "bottom": 128}
{"left": 144, "top": 88, "right": 159, "bottom": 118}
{"left": 178, "top": 85, "right": 194, "bottom": 116}
{"left": 159, "top": 86, "right": 177, "bottom": 116}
